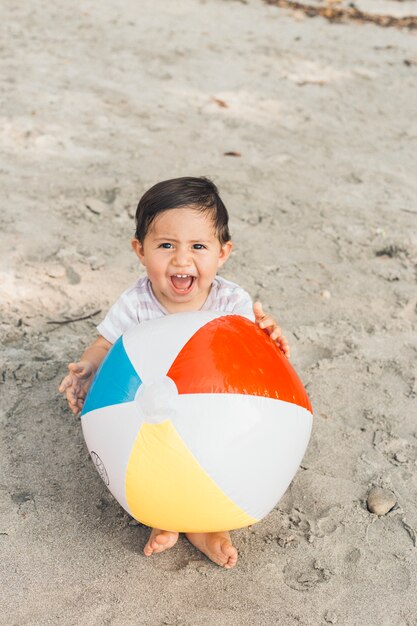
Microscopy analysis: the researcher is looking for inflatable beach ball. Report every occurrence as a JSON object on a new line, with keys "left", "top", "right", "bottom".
{"left": 81, "top": 312, "right": 313, "bottom": 533}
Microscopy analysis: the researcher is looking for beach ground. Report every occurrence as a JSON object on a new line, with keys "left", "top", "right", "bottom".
{"left": 1, "top": 0, "right": 416, "bottom": 624}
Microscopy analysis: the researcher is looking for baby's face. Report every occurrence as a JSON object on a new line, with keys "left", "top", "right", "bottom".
{"left": 132, "top": 207, "right": 232, "bottom": 313}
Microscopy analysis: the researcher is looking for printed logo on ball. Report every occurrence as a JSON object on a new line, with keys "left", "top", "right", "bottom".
{"left": 90, "top": 451, "right": 109, "bottom": 486}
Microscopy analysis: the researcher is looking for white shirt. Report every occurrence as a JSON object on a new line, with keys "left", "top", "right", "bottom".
{"left": 97, "top": 275, "right": 254, "bottom": 344}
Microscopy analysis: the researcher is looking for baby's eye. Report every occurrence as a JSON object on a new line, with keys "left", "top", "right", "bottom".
{"left": 159, "top": 243, "right": 173, "bottom": 249}
{"left": 192, "top": 244, "right": 206, "bottom": 250}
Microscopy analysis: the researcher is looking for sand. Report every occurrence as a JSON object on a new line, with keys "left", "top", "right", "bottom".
{"left": 1, "top": 0, "right": 416, "bottom": 624}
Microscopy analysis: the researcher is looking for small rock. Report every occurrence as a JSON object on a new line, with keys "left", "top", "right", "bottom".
{"left": 277, "top": 533, "right": 297, "bottom": 547}
{"left": 292, "top": 9, "right": 306, "bottom": 21}
{"left": 324, "top": 610, "right": 338, "bottom": 624}
{"left": 46, "top": 263, "right": 66, "bottom": 278}
{"left": 367, "top": 487, "right": 397, "bottom": 516}
{"left": 320, "top": 289, "right": 331, "bottom": 300}
{"left": 85, "top": 197, "right": 109, "bottom": 215}
{"left": 364, "top": 409, "right": 375, "bottom": 421}
{"left": 394, "top": 451, "right": 407, "bottom": 464}
{"left": 87, "top": 256, "right": 105, "bottom": 271}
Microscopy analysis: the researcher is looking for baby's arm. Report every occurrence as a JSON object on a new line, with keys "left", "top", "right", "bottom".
{"left": 59, "top": 336, "right": 112, "bottom": 414}
{"left": 253, "top": 301, "right": 290, "bottom": 358}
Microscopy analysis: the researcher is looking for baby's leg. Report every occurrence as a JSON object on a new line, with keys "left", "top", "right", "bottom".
{"left": 185, "top": 531, "right": 238, "bottom": 569}
{"left": 143, "top": 528, "right": 179, "bottom": 556}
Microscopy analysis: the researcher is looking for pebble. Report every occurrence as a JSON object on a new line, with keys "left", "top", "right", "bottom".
{"left": 394, "top": 451, "right": 407, "bottom": 464}
{"left": 84, "top": 197, "right": 109, "bottom": 215}
{"left": 367, "top": 487, "right": 397, "bottom": 516}
{"left": 46, "top": 263, "right": 66, "bottom": 278}
{"left": 324, "top": 610, "right": 338, "bottom": 624}
{"left": 320, "top": 289, "right": 331, "bottom": 300}
{"left": 87, "top": 256, "right": 105, "bottom": 271}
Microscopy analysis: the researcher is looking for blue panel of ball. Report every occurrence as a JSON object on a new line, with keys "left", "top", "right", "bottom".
{"left": 82, "top": 336, "right": 142, "bottom": 415}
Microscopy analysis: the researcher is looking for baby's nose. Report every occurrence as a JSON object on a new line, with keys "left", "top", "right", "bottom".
{"left": 173, "top": 248, "right": 192, "bottom": 266}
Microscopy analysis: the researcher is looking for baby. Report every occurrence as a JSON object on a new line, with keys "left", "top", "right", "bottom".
{"left": 59, "top": 176, "right": 289, "bottom": 569}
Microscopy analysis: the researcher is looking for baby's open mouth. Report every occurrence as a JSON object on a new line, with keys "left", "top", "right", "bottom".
{"left": 170, "top": 274, "right": 195, "bottom": 292}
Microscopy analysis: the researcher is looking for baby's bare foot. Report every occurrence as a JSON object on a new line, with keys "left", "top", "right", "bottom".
{"left": 185, "top": 531, "right": 238, "bottom": 569}
{"left": 143, "top": 528, "right": 179, "bottom": 556}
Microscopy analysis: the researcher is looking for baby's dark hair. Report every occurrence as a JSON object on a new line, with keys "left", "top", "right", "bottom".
{"left": 134, "top": 176, "right": 231, "bottom": 245}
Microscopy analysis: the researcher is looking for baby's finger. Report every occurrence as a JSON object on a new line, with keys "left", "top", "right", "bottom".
{"left": 280, "top": 338, "right": 290, "bottom": 358}
{"left": 253, "top": 301, "right": 264, "bottom": 321}
{"left": 68, "top": 362, "right": 87, "bottom": 375}
{"left": 281, "top": 345, "right": 290, "bottom": 358}
{"left": 258, "top": 317, "right": 271, "bottom": 330}
{"left": 58, "top": 375, "right": 73, "bottom": 392}
{"left": 69, "top": 402, "right": 79, "bottom": 415}
{"left": 66, "top": 385, "right": 79, "bottom": 407}
{"left": 269, "top": 325, "right": 284, "bottom": 340}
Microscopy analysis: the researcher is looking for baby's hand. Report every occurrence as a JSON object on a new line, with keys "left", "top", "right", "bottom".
{"left": 253, "top": 301, "right": 290, "bottom": 358}
{"left": 58, "top": 361, "right": 96, "bottom": 415}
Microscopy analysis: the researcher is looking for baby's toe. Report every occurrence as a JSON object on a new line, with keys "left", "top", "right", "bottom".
{"left": 221, "top": 541, "right": 238, "bottom": 569}
{"left": 153, "top": 534, "right": 169, "bottom": 550}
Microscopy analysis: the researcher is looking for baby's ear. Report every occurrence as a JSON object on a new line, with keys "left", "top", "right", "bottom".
{"left": 131, "top": 238, "right": 145, "bottom": 264}
{"left": 218, "top": 240, "right": 233, "bottom": 268}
